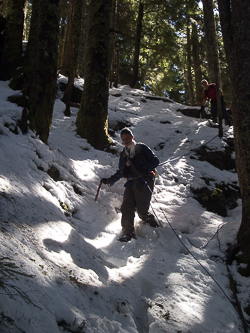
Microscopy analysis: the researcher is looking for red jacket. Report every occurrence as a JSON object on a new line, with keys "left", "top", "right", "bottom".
{"left": 203, "top": 83, "right": 217, "bottom": 102}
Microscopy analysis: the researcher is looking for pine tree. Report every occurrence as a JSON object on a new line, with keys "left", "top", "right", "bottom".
{"left": 76, "top": 0, "right": 112, "bottom": 150}
{"left": 130, "top": 0, "right": 143, "bottom": 88}
{"left": 0, "top": 0, "right": 25, "bottom": 80}
{"left": 62, "top": 0, "right": 75, "bottom": 117}
{"left": 202, "top": 0, "right": 223, "bottom": 136}
{"left": 191, "top": 20, "right": 203, "bottom": 105}
{"left": 218, "top": 0, "right": 250, "bottom": 273}
{"left": 23, "top": 0, "right": 60, "bottom": 144}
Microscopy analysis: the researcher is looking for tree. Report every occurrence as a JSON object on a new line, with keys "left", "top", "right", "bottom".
{"left": 109, "top": 0, "right": 136, "bottom": 86}
{"left": 186, "top": 17, "right": 195, "bottom": 105}
{"left": 0, "top": 0, "right": 12, "bottom": 18}
{"left": 62, "top": 0, "right": 75, "bottom": 117}
{"left": 217, "top": 0, "right": 250, "bottom": 273}
{"left": 58, "top": 0, "right": 70, "bottom": 71}
{"left": 76, "top": 0, "right": 112, "bottom": 150}
{"left": 23, "top": 0, "right": 60, "bottom": 144}
{"left": 129, "top": 0, "right": 143, "bottom": 88}
{"left": 0, "top": 0, "right": 25, "bottom": 80}
{"left": 202, "top": 0, "right": 223, "bottom": 137}
{"left": 202, "top": 0, "right": 220, "bottom": 84}
{"left": 23, "top": 0, "right": 32, "bottom": 42}
{"left": 191, "top": 20, "right": 203, "bottom": 105}
{"left": 59, "top": 1, "right": 71, "bottom": 76}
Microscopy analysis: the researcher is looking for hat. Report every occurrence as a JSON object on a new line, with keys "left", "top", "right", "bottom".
{"left": 120, "top": 127, "right": 134, "bottom": 138}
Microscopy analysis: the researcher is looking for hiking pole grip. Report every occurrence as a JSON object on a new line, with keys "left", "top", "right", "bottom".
{"left": 95, "top": 181, "right": 103, "bottom": 202}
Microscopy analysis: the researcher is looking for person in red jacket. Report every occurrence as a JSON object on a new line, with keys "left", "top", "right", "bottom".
{"left": 200, "top": 79, "right": 232, "bottom": 125}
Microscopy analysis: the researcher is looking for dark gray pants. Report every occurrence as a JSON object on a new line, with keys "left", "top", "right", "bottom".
{"left": 211, "top": 98, "right": 232, "bottom": 125}
{"left": 121, "top": 176, "right": 154, "bottom": 235}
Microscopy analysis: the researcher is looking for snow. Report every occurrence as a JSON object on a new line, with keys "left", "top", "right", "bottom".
{"left": 0, "top": 77, "right": 248, "bottom": 333}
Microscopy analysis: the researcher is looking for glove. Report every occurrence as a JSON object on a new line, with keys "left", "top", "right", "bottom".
{"left": 101, "top": 178, "right": 110, "bottom": 185}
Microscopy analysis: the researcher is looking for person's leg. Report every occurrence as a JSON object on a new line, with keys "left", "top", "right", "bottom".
{"left": 211, "top": 102, "right": 217, "bottom": 122}
{"left": 121, "top": 187, "right": 136, "bottom": 235}
{"left": 135, "top": 176, "right": 158, "bottom": 226}
{"left": 221, "top": 97, "right": 232, "bottom": 126}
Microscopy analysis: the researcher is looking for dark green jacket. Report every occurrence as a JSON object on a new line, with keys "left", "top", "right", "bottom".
{"left": 108, "top": 143, "right": 159, "bottom": 187}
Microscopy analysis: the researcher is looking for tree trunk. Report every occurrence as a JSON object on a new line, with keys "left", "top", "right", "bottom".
{"left": 114, "top": 47, "right": 119, "bottom": 88}
{"left": 0, "top": 0, "right": 25, "bottom": 80}
{"left": 191, "top": 21, "right": 203, "bottom": 105}
{"left": 109, "top": 0, "right": 117, "bottom": 88}
{"left": 23, "top": 0, "right": 60, "bottom": 144}
{"left": 129, "top": 0, "right": 143, "bottom": 88}
{"left": 23, "top": 0, "right": 31, "bottom": 42}
{"left": 75, "top": 0, "right": 112, "bottom": 150}
{"left": 186, "top": 23, "right": 195, "bottom": 106}
{"left": 77, "top": 0, "right": 87, "bottom": 77}
{"left": 202, "top": 0, "right": 223, "bottom": 137}
{"left": 63, "top": 0, "right": 75, "bottom": 116}
{"left": 58, "top": 2, "right": 68, "bottom": 69}
{"left": 60, "top": 2, "right": 71, "bottom": 76}
{"left": 218, "top": 0, "right": 250, "bottom": 272}
{"left": 202, "top": 0, "right": 219, "bottom": 83}
{"left": 110, "top": 48, "right": 114, "bottom": 88}
{"left": 73, "top": 0, "right": 84, "bottom": 76}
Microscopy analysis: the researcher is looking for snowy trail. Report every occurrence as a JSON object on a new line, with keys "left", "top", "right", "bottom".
{"left": 0, "top": 78, "right": 247, "bottom": 332}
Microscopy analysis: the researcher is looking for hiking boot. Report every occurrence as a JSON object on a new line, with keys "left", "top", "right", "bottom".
{"left": 148, "top": 219, "right": 159, "bottom": 228}
{"left": 118, "top": 232, "right": 136, "bottom": 242}
{"left": 145, "top": 216, "right": 159, "bottom": 228}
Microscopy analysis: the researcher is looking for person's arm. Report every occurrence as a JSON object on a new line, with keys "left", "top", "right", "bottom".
{"left": 201, "top": 98, "right": 207, "bottom": 107}
{"left": 199, "top": 98, "right": 207, "bottom": 115}
{"left": 101, "top": 152, "right": 124, "bottom": 186}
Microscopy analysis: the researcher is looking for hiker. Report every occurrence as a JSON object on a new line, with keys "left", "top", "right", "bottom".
{"left": 200, "top": 79, "right": 232, "bottom": 125}
{"left": 101, "top": 127, "right": 160, "bottom": 242}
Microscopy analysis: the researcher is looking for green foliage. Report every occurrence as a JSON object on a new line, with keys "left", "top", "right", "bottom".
{"left": 112, "top": 0, "right": 212, "bottom": 103}
{"left": 2, "top": 0, "right": 232, "bottom": 142}
{"left": 109, "top": 0, "right": 232, "bottom": 105}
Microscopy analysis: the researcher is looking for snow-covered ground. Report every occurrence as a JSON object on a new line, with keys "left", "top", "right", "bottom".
{"left": 0, "top": 77, "right": 249, "bottom": 333}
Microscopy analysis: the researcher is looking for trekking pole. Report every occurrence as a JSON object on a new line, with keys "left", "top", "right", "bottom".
{"left": 95, "top": 181, "right": 103, "bottom": 202}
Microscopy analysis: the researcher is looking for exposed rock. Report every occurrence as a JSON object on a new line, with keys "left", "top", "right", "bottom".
{"left": 177, "top": 107, "right": 211, "bottom": 119}
{"left": 191, "top": 187, "right": 227, "bottom": 217}
{"left": 109, "top": 120, "right": 132, "bottom": 131}
{"left": 7, "top": 94, "right": 27, "bottom": 107}
{"left": 47, "top": 166, "right": 61, "bottom": 182}
{"left": 154, "top": 142, "right": 166, "bottom": 151}
{"left": 160, "top": 120, "right": 171, "bottom": 124}
{"left": 191, "top": 182, "right": 240, "bottom": 217}
{"left": 110, "top": 93, "right": 122, "bottom": 97}
{"left": 192, "top": 145, "right": 236, "bottom": 171}
{"left": 58, "top": 82, "right": 83, "bottom": 104}
{"left": 144, "top": 95, "right": 173, "bottom": 103}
